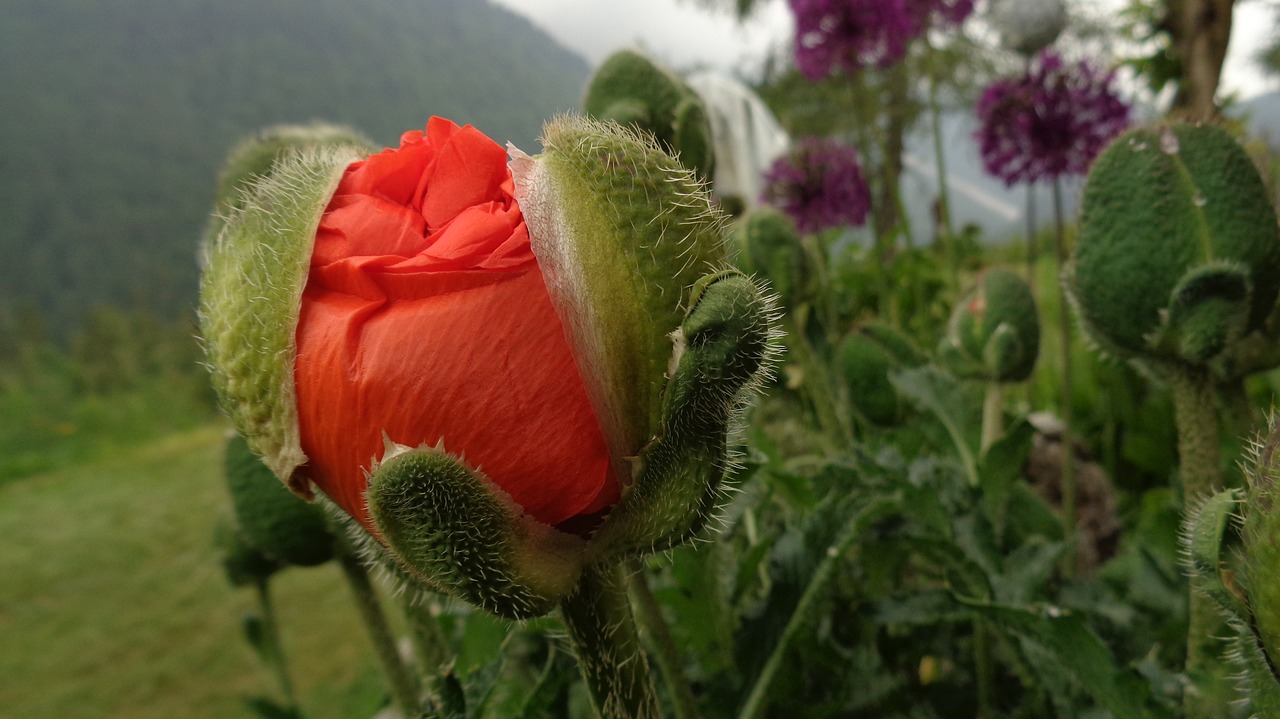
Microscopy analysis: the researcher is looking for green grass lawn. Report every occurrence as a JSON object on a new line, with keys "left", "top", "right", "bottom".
{"left": 0, "top": 424, "right": 390, "bottom": 719}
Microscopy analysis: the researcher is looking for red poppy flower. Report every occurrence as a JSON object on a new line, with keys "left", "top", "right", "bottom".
{"left": 293, "top": 117, "right": 619, "bottom": 532}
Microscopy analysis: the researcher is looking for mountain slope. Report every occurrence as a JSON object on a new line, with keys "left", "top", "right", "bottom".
{"left": 0, "top": 0, "right": 589, "bottom": 334}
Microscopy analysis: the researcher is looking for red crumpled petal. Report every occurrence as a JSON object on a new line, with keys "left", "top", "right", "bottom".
{"left": 294, "top": 118, "right": 618, "bottom": 531}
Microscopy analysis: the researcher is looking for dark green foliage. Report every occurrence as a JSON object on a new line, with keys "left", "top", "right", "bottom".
{"left": 224, "top": 434, "right": 335, "bottom": 568}
{"left": 1073, "top": 122, "right": 1280, "bottom": 364}
{"left": 837, "top": 324, "right": 926, "bottom": 426}
{"left": 0, "top": 0, "right": 589, "bottom": 338}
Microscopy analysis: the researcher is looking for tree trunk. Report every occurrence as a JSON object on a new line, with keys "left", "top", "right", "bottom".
{"left": 1169, "top": 0, "right": 1235, "bottom": 119}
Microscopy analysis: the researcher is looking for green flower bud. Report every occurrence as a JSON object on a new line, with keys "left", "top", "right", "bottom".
{"left": 583, "top": 49, "right": 716, "bottom": 182}
{"left": 838, "top": 324, "right": 926, "bottom": 426}
{"left": 1072, "top": 122, "right": 1280, "bottom": 365}
{"left": 224, "top": 433, "right": 335, "bottom": 567}
{"left": 938, "top": 269, "right": 1039, "bottom": 382}
{"left": 733, "top": 206, "right": 808, "bottom": 308}
{"left": 213, "top": 514, "right": 281, "bottom": 587}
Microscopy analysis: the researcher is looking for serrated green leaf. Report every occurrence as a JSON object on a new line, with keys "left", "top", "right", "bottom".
{"left": 965, "top": 601, "right": 1170, "bottom": 719}
{"left": 890, "top": 367, "right": 981, "bottom": 486}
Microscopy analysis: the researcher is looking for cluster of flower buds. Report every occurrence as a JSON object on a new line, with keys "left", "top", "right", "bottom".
{"left": 200, "top": 115, "right": 778, "bottom": 620}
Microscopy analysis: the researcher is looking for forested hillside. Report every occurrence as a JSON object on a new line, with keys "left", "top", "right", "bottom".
{"left": 0, "top": 0, "right": 590, "bottom": 336}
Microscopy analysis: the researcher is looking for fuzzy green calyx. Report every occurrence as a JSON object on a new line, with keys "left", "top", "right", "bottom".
{"left": 938, "top": 269, "right": 1039, "bottom": 383}
{"left": 365, "top": 440, "right": 587, "bottom": 620}
{"left": 1072, "top": 123, "right": 1280, "bottom": 365}
{"left": 1238, "top": 422, "right": 1280, "bottom": 686}
{"left": 509, "top": 115, "right": 728, "bottom": 491}
{"left": 586, "top": 269, "right": 779, "bottom": 560}
{"left": 200, "top": 142, "right": 367, "bottom": 494}
{"left": 582, "top": 49, "right": 715, "bottom": 182}
{"left": 224, "top": 433, "right": 336, "bottom": 567}
{"left": 733, "top": 207, "right": 808, "bottom": 308}
{"left": 838, "top": 324, "right": 926, "bottom": 426}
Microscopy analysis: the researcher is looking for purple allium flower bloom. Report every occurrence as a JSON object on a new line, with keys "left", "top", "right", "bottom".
{"left": 789, "top": 0, "right": 975, "bottom": 80}
{"left": 761, "top": 137, "right": 872, "bottom": 234}
{"left": 975, "top": 50, "right": 1131, "bottom": 185}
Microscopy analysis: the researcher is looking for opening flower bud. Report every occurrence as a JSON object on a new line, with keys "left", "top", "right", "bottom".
{"left": 202, "top": 115, "right": 777, "bottom": 616}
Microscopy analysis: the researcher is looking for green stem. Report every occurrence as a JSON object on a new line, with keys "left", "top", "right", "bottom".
{"left": 1052, "top": 178, "right": 1077, "bottom": 576}
{"left": 560, "top": 563, "right": 660, "bottom": 719}
{"left": 399, "top": 593, "right": 449, "bottom": 680}
{"left": 981, "top": 382, "right": 1005, "bottom": 453}
{"left": 253, "top": 578, "right": 298, "bottom": 712}
{"left": 923, "top": 34, "right": 954, "bottom": 277}
{"left": 1169, "top": 366, "right": 1231, "bottom": 717}
{"left": 337, "top": 551, "right": 420, "bottom": 716}
{"left": 629, "top": 564, "right": 700, "bottom": 719}
{"left": 974, "top": 618, "right": 994, "bottom": 717}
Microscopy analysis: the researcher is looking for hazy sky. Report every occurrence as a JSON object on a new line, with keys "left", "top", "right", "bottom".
{"left": 490, "top": 0, "right": 1276, "bottom": 98}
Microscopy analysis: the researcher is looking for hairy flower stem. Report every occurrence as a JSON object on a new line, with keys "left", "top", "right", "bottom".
{"left": 252, "top": 578, "right": 299, "bottom": 712}
{"left": 399, "top": 593, "right": 449, "bottom": 681}
{"left": 630, "top": 564, "right": 701, "bottom": 719}
{"left": 1168, "top": 366, "right": 1231, "bottom": 718}
{"left": 337, "top": 551, "right": 420, "bottom": 716}
{"left": 1052, "top": 178, "right": 1077, "bottom": 576}
{"left": 561, "top": 563, "right": 660, "bottom": 719}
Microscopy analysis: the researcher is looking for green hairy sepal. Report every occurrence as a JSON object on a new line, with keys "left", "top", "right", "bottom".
{"left": 224, "top": 433, "right": 336, "bottom": 567}
{"left": 586, "top": 270, "right": 779, "bottom": 559}
{"left": 365, "top": 440, "right": 589, "bottom": 620}
{"left": 938, "top": 269, "right": 1039, "bottom": 383}
{"left": 1072, "top": 122, "right": 1280, "bottom": 366}
{"left": 199, "top": 140, "right": 368, "bottom": 496}
{"left": 510, "top": 115, "right": 731, "bottom": 493}
{"left": 583, "top": 49, "right": 716, "bottom": 182}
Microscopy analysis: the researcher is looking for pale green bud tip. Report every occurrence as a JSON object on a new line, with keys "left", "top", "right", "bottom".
{"left": 213, "top": 123, "right": 374, "bottom": 218}
{"left": 199, "top": 143, "right": 367, "bottom": 495}
{"left": 365, "top": 440, "right": 586, "bottom": 620}
{"left": 1073, "top": 122, "right": 1280, "bottom": 364}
